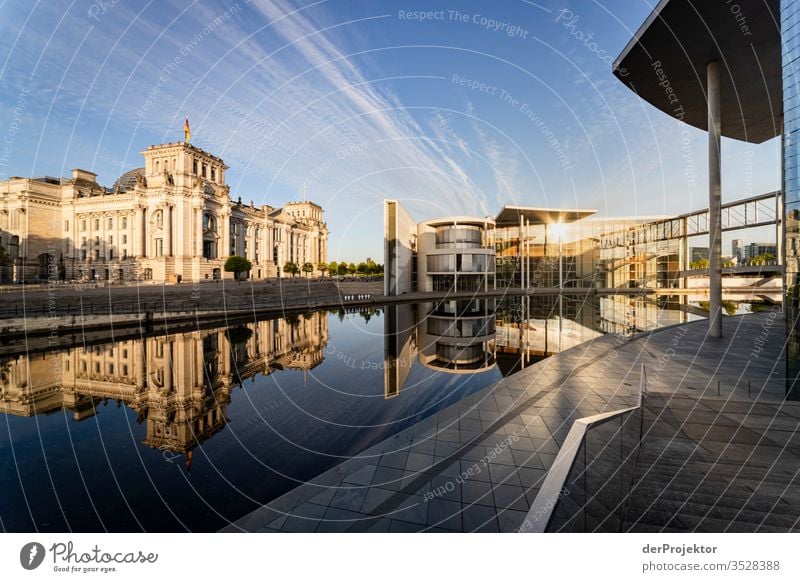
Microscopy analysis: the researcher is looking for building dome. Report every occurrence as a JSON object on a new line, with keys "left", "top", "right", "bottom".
{"left": 112, "top": 167, "right": 145, "bottom": 193}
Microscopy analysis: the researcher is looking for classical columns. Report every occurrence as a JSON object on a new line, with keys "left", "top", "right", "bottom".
{"left": 221, "top": 210, "right": 230, "bottom": 259}
{"left": 166, "top": 205, "right": 173, "bottom": 257}
{"left": 195, "top": 208, "right": 203, "bottom": 258}
{"left": 136, "top": 206, "right": 146, "bottom": 258}
{"left": 135, "top": 341, "right": 145, "bottom": 391}
{"left": 707, "top": 60, "right": 723, "bottom": 338}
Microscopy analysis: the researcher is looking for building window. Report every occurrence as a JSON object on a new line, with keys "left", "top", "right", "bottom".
{"left": 94, "top": 249, "right": 100, "bottom": 260}
{"left": 108, "top": 235, "right": 113, "bottom": 245}
{"left": 108, "top": 217, "right": 113, "bottom": 229}
{"left": 122, "top": 234, "right": 127, "bottom": 244}
{"left": 154, "top": 210, "right": 163, "bottom": 227}
{"left": 155, "top": 160, "right": 160, "bottom": 173}
{"left": 95, "top": 236, "right": 100, "bottom": 245}
{"left": 211, "top": 167, "right": 216, "bottom": 182}
{"left": 193, "top": 160, "right": 198, "bottom": 174}
{"left": 156, "top": 239, "right": 163, "bottom": 257}
{"left": 121, "top": 216, "right": 127, "bottom": 229}
{"left": 81, "top": 250, "right": 87, "bottom": 260}
{"left": 81, "top": 219, "right": 86, "bottom": 231}
{"left": 109, "top": 249, "right": 114, "bottom": 260}
{"left": 94, "top": 218, "right": 100, "bottom": 230}
{"left": 64, "top": 220, "right": 69, "bottom": 232}
{"left": 123, "top": 249, "right": 127, "bottom": 259}
{"left": 202, "top": 163, "right": 207, "bottom": 178}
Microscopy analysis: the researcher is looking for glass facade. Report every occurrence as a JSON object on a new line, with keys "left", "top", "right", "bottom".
{"left": 783, "top": 0, "right": 800, "bottom": 398}
{"left": 426, "top": 253, "right": 494, "bottom": 273}
{"left": 492, "top": 218, "right": 682, "bottom": 291}
{"left": 435, "top": 225, "right": 483, "bottom": 248}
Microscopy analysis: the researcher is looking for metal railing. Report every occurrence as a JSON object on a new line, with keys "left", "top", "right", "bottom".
{"left": 0, "top": 293, "right": 375, "bottom": 319}
{"left": 521, "top": 365, "right": 647, "bottom": 533}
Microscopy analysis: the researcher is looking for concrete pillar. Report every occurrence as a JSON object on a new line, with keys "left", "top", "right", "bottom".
{"left": 135, "top": 207, "right": 144, "bottom": 258}
{"left": 519, "top": 215, "right": 524, "bottom": 289}
{"left": 525, "top": 219, "right": 530, "bottom": 289}
{"left": 708, "top": 60, "right": 723, "bottom": 338}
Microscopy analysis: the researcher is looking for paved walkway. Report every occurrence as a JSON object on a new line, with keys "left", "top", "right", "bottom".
{"left": 223, "top": 311, "right": 797, "bottom": 533}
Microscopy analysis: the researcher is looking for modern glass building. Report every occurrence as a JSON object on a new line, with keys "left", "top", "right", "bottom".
{"left": 613, "top": 0, "right": 800, "bottom": 396}
{"left": 384, "top": 198, "right": 781, "bottom": 299}
{"left": 784, "top": 0, "right": 800, "bottom": 386}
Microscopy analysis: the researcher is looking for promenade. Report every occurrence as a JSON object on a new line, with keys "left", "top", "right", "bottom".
{"left": 223, "top": 311, "right": 799, "bottom": 533}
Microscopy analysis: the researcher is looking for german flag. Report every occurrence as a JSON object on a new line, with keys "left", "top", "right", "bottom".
{"left": 184, "top": 116, "right": 191, "bottom": 142}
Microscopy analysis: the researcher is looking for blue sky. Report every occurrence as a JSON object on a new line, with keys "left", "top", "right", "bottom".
{"left": 0, "top": 0, "right": 781, "bottom": 261}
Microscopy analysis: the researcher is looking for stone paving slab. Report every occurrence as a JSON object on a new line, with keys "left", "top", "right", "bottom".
{"left": 223, "top": 312, "right": 796, "bottom": 533}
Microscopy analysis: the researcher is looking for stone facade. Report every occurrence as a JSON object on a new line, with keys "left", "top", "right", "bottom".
{"left": 0, "top": 142, "right": 328, "bottom": 283}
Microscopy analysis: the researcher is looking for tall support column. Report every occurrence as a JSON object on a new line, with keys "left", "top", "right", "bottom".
{"left": 708, "top": 60, "right": 723, "bottom": 338}
{"left": 519, "top": 215, "right": 524, "bottom": 289}
{"left": 526, "top": 219, "right": 530, "bottom": 289}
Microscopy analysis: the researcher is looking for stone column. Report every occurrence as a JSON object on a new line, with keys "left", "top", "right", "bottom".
{"left": 196, "top": 208, "right": 203, "bottom": 258}
{"left": 221, "top": 211, "right": 230, "bottom": 259}
{"left": 135, "top": 340, "right": 145, "bottom": 390}
{"left": 166, "top": 205, "right": 173, "bottom": 257}
{"left": 140, "top": 207, "right": 147, "bottom": 258}
{"left": 708, "top": 60, "right": 723, "bottom": 338}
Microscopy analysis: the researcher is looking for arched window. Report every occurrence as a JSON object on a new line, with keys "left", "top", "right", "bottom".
{"left": 153, "top": 210, "right": 163, "bottom": 227}
{"left": 203, "top": 213, "right": 215, "bottom": 232}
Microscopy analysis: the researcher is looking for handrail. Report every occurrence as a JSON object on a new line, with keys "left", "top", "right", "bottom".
{"left": 520, "top": 364, "right": 647, "bottom": 533}
{"left": 519, "top": 405, "right": 639, "bottom": 533}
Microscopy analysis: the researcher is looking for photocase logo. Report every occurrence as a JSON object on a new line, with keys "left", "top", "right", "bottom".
{"left": 19, "top": 542, "right": 46, "bottom": 570}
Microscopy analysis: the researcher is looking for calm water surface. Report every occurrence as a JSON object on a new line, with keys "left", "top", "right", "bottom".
{"left": 0, "top": 297, "right": 696, "bottom": 531}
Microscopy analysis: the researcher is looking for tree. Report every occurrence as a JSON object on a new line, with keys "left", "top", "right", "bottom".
{"left": 356, "top": 261, "right": 368, "bottom": 275}
{"left": 689, "top": 258, "right": 709, "bottom": 269}
{"left": 329, "top": 261, "right": 339, "bottom": 276}
{"left": 302, "top": 262, "right": 314, "bottom": 277}
{"left": 337, "top": 261, "right": 348, "bottom": 276}
{"left": 283, "top": 261, "right": 300, "bottom": 277}
{"left": 347, "top": 262, "right": 357, "bottom": 275}
{"left": 317, "top": 263, "right": 329, "bottom": 277}
{"left": 224, "top": 255, "right": 252, "bottom": 280}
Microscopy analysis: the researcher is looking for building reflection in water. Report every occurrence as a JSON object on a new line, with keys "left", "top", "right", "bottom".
{"left": 0, "top": 312, "right": 328, "bottom": 457}
{"left": 1, "top": 296, "right": 691, "bottom": 458}
{"left": 384, "top": 294, "right": 692, "bottom": 397}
